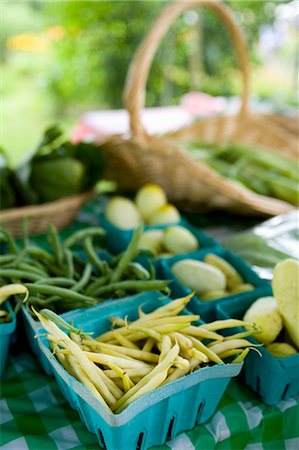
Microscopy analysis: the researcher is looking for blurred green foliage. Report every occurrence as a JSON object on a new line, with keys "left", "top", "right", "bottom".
{"left": 1, "top": 1, "right": 296, "bottom": 163}
{"left": 43, "top": 0, "right": 273, "bottom": 111}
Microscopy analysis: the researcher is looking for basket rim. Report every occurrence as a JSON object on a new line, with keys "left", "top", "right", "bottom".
{"left": 0, "top": 190, "right": 94, "bottom": 222}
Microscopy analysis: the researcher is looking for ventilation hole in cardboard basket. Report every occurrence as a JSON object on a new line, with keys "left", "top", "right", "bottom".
{"left": 136, "top": 432, "right": 144, "bottom": 450}
{"left": 282, "top": 383, "right": 291, "bottom": 400}
{"left": 196, "top": 400, "right": 205, "bottom": 425}
{"left": 166, "top": 417, "right": 175, "bottom": 440}
{"left": 97, "top": 429, "right": 107, "bottom": 450}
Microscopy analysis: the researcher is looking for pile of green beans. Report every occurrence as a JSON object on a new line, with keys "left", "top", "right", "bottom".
{"left": 184, "top": 142, "right": 299, "bottom": 205}
{"left": 0, "top": 224, "right": 170, "bottom": 315}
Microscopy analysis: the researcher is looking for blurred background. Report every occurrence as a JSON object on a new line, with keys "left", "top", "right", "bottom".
{"left": 1, "top": 0, "right": 298, "bottom": 166}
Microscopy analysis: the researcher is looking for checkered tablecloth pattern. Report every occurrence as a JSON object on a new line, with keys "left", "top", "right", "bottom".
{"left": 1, "top": 352, "right": 298, "bottom": 450}
{"left": 1, "top": 196, "right": 299, "bottom": 449}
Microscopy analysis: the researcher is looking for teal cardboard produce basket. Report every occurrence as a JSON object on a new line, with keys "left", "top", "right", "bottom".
{"left": 216, "top": 286, "right": 299, "bottom": 405}
{"left": 0, "top": 302, "right": 17, "bottom": 377}
{"left": 36, "top": 291, "right": 243, "bottom": 450}
{"left": 99, "top": 212, "right": 217, "bottom": 255}
{"left": 158, "top": 247, "right": 268, "bottom": 322}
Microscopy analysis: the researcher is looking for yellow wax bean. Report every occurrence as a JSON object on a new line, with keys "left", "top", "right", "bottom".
{"left": 159, "top": 335, "right": 172, "bottom": 363}
{"left": 84, "top": 351, "right": 153, "bottom": 369}
{"left": 138, "top": 305, "right": 147, "bottom": 318}
{"left": 123, "top": 373, "right": 134, "bottom": 392}
{"left": 111, "top": 343, "right": 180, "bottom": 412}
{"left": 139, "top": 294, "right": 194, "bottom": 321}
{"left": 112, "top": 331, "right": 139, "bottom": 349}
{"left": 138, "top": 315, "right": 199, "bottom": 325}
{"left": 129, "top": 327, "right": 162, "bottom": 341}
{"left": 189, "top": 336, "right": 223, "bottom": 364}
{"left": 114, "top": 369, "right": 169, "bottom": 413}
{"left": 103, "top": 367, "right": 152, "bottom": 379}
{"left": 89, "top": 347, "right": 137, "bottom": 361}
{"left": 35, "top": 312, "right": 117, "bottom": 406}
{"left": 67, "top": 354, "right": 111, "bottom": 409}
{"left": 153, "top": 323, "right": 190, "bottom": 334}
{"left": 142, "top": 338, "right": 155, "bottom": 352}
{"left": 173, "top": 356, "right": 189, "bottom": 370}
{"left": 53, "top": 348, "right": 75, "bottom": 377}
{"left": 217, "top": 349, "right": 243, "bottom": 359}
{"left": 0, "top": 284, "right": 29, "bottom": 306}
{"left": 186, "top": 347, "right": 209, "bottom": 363}
{"left": 96, "top": 329, "right": 148, "bottom": 343}
{"left": 170, "top": 332, "right": 193, "bottom": 350}
{"left": 82, "top": 340, "right": 159, "bottom": 363}
{"left": 84, "top": 361, "right": 123, "bottom": 400}
{"left": 162, "top": 357, "right": 200, "bottom": 385}
{"left": 224, "top": 330, "right": 257, "bottom": 340}
{"left": 208, "top": 339, "right": 254, "bottom": 355}
{"left": 105, "top": 361, "right": 125, "bottom": 378}
{"left": 200, "top": 319, "right": 256, "bottom": 331}
{"left": 182, "top": 326, "right": 224, "bottom": 341}
{"left": 110, "top": 317, "right": 129, "bottom": 327}
{"left": 232, "top": 348, "right": 251, "bottom": 363}
{"left": 105, "top": 362, "right": 133, "bottom": 393}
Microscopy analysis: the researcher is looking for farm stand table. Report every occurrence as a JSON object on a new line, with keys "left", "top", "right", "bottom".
{"left": 0, "top": 196, "right": 298, "bottom": 450}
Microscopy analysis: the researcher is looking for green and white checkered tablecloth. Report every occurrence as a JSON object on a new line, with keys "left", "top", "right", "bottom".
{"left": 1, "top": 351, "right": 299, "bottom": 450}
{"left": 1, "top": 196, "right": 299, "bottom": 449}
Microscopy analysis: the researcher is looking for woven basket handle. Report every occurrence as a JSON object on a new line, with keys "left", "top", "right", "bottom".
{"left": 124, "top": 0, "right": 250, "bottom": 139}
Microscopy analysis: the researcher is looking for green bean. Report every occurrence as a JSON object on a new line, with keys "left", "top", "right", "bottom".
{"left": 64, "top": 249, "right": 75, "bottom": 279}
{"left": 40, "top": 308, "right": 88, "bottom": 335}
{"left": 63, "top": 227, "right": 105, "bottom": 249}
{"left": 25, "top": 283, "right": 97, "bottom": 306}
{"left": 16, "top": 262, "right": 48, "bottom": 277}
{"left": 29, "top": 296, "right": 62, "bottom": 306}
{"left": 84, "top": 275, "right": 110, "bottom": 296}
{"left": 4, "top": 247, "right": 27, "bottom": 268}
{"left": 110, "top": 253, "right": 122, "bottom": 267}
{"left": 83, "top": 237, "right": 107, "bottom": 274}
{"left": 111, "top": 224, "right": 144, "bottom": 283}
{"left": 48, "top": 224, "right": 64, "bottom": 267}
{"left": 0, "top": 230, "right": 19, "bottom": 253}
{"left": 147, "top": 261, "right": 156, "bottom": 280}
{"left": 35, "top": 277, "right": 76, "bottom": 287}
{"left": 0, "top": 255, "right": 16, "bottom": 264}
{"left": 92, "top": 279, "right": 170, "bottom": 298}
{"left": 115, "top": 289, "right": 126, "bottom": 298}
{"left": 0, "top": 269, "right": 41, "bottom": 282}
{"left": 28, "top": 246, "right": 54, "bottom": 263}
{"left": 125, "top": 262, "right": 150, "bottom": 280}
{"left": 25, "top": 255, "right": 49, "bottom": 272}
{"left": 72, "top": 263, "right": 93, "bottom": 292}
{"left": 136, "top": 247, "right": 156, "bottom": 259}
{"left": 13, "top": 297, "right": 24, "bottom": 316}
{"left": 43, "top": 263, "right": 67, "bottom": 277}
{"left": 32, "top": 296, "right": 86, "bottom": 311}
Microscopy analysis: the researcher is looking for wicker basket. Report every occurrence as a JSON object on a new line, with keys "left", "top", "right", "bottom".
{"left": 0, "top": 190, "right": 94, "bottom": 237}
{"left": 101, "top": 0, "right": 298, "bottom": 216}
